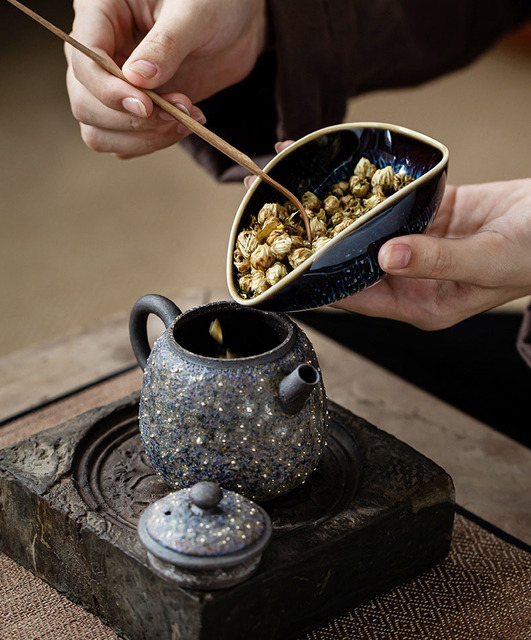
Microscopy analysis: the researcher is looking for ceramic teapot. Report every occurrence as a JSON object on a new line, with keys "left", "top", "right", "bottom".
{"left": 129, "top": 294, "right": 328, "bottom": 502}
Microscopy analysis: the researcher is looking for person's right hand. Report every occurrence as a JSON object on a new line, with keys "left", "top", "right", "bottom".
{"left": 246, "top": 143, "right": 531, "bottom": 330}
{"left": 66, "top": 0, "right": 267, "bottom": 158}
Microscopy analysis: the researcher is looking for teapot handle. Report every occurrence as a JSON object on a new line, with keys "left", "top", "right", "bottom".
{"left": 129, "top": 294, "right": 182, "bottom": 370}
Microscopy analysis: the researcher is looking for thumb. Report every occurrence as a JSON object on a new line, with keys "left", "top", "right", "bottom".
{"left": 123, "top": 5, "right": 193, "bottom": 87}
{"left": 378, "top": 234, "right": 494, "bottom": 286}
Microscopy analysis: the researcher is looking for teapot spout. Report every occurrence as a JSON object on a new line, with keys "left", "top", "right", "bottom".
{"left": 278, "top": 364, "right": 320, "bottom": 415}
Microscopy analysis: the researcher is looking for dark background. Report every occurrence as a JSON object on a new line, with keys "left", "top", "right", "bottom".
{"left": 297, "top": 309, "right": 530, "bottom": 448}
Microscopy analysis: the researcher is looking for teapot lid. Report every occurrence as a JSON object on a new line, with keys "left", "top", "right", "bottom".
{"left": 138, "top": 481, "right": 271, "bottom": 570}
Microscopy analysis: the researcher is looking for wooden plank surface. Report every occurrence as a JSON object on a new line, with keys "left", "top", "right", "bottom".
{"left": 307, "top": 329, "right": 531, "bottom": 543}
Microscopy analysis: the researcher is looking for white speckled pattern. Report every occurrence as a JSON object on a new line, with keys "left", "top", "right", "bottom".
{"left": 143, "top": 488, "right": 266, "bottom": 557}
{"left": 139, "top": 307, "right": 328, "bottom": 502}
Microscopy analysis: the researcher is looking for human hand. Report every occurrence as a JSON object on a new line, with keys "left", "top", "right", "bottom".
{"left": 335, "top": 179, "right": 531, "bottom": 329}
{"left": 66, "top": 0, "right": 267, "bottom": 158}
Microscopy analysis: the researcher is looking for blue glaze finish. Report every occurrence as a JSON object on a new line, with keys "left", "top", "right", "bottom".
{"left": 258, "top": 171, "right": 446, "bottom": 312}
{"left": 134, "top": 300, "right": 328, "bottom": 502}
{"left": 228, "top": 123, "right": 449, "bottom": 312}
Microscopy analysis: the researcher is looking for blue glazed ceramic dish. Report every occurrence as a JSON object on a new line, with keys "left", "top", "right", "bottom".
{"left": 227, "top": 122, "right": 449, "bottom": 312}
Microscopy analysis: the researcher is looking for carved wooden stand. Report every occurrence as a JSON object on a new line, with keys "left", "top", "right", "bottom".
{"left": 0, "top": 393, "right": 454, "bottom": 640}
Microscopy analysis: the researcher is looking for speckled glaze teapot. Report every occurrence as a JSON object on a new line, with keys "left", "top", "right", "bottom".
{"left": 129, "top": 294, "right": 328, "bottom": 502}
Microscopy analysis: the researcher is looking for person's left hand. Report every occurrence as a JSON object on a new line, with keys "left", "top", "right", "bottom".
{"left": 333, "top": 178, "right": 531, "bottom": 329}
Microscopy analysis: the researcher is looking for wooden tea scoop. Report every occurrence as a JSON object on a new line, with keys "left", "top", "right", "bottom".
{"left": 6, "top": 0, "right": 312, "bottom": 242}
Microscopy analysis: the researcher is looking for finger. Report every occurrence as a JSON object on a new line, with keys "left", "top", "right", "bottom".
{"left": 244, "top": 176, "right": 257, "bottom": 189}
{"left": 378, "top": 233, "right": 501, "bottom": 287}
{"left": 79, "top": 122, "right": 190, "bottom": 157}
{"left": 275, "top": 140, "right": 295, "bottom": 153}
{"left": 68, "top": 6, "right": 154, "bottom": 116}
{"left": 69, "top": 49, "right": 154, "bottom": 116}
{"left": 123, "top": 2, "right": 198, "bottom": 88}
{"left": 67, "top": 66, "right": 199, "bottom": 133}
{"left": 158, "top": 94, "right": 206, "bottom": 135}
{"left": 67, "top": 66, "right": 151, "bottom": 128}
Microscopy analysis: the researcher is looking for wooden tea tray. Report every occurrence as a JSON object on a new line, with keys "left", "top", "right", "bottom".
{"left": 0, "top": 393, "right": 454, "bottom": 640}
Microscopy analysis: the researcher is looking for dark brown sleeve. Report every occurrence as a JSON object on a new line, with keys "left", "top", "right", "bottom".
{"left": 517, "top": 301, "right": 531, "bottom": 367}
{"left": 181, "top": 0, "right": 529, "bottom": 181}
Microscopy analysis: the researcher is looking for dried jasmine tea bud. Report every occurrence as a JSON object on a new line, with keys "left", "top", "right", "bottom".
{"left": 310, "top": 208, "right": 327, "bottom": 223}
{"left": 250, "top": 244, "right": 274, "bottom": 271}
{"left": 283, "top": 201, "right": 298, "bottom": 215}
{"left": 238, "top": 273, "right": 253, "bottom": 294}
{"left": 209, "top": 318, "right": 223, "bottom": 345}
{"left": 289, "top": 235, "right": 306, "bottom": 250}
{"left": 266, "top": 228, "right": 286, "bottom": 245}
{"left": 393, "top": 172, "right": 414, "bottom": 191}
{"left": 354, "top": 157, "right": 376, "bottom": 179}
{"left": 221, "top": 348, "right": 238, "bottom": 359}
{"left": 329, "top": 183, "right": 345, "bottom": 198}
{"left": 257, "top": 216, "right": 282, "bottom": 242}
{"left": 310, "top": 216, "right": 327, "bottom": 238}
{"left": 371, "top": 166, "right": 395, "bottom": 195}
{"left": 289, "top": 247, "right": 314, "bottom": 269}
{"left": 266, "top": 262, "right": 289, "bottom": 286}
{"left": 343, "top": 203, "right": 364, "bottom": 219}
{"left": 364, "top": 193, "right": 386, "bottom": 210}
{"left": 332, "top": 218, "right": 354, "bottom": 236}
{"left": 349, "top": 176, "right": 370, "bottom": 197}
{"left": 283, "top": 211, "right": 306, "bottom": 235}
{"left": 250, "top": 269, "right": 269, "bottom": 294}
{"left": 237, "top": 229, "right": 259, "bottom": 258}
{"left": 209, "top": 318, "right": 239, "bottom": 358}
{"left": 323, "top": 195, "right": 341, "bottom": 214}
{"left": 260, "top": 215, "right": 281, "bottom": 229}
{"left": 269, "top": 232, "right": 293, "bottom": 259}
{"left": 301, "top": 191, "right": 322, "bottom": 212}
{"left": 312, "top": 236, "right": 331, "bottom": 251}
{"left": 258, "top": 203, "right": 286, "bottom": 225}
{"left": 284, "top": 219, "right": 305, "bottom": 237}
{"left": 330, "top": 210, "right": 345, "bottom": 226}
{"left": 233, "top": 249, "right": 251, "bottom": 273}
{"left": 340, "top": 194, "right": 358, "bottom": 209}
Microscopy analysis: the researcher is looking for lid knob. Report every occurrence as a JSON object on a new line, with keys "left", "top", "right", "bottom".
{"left": 189, "top": 481, "right": 223, "bottom": 513}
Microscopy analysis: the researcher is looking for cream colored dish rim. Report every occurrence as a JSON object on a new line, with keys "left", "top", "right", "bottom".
{"left": 226, "top": 121, "right": 449, "bottom": 306}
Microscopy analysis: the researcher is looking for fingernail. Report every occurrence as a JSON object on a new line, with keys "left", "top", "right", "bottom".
{"left": 160, "top": 103, "right": 190, "bottom": 121}
{"left": 274, "top": 142, "right": 283, "bottom": 153}
{"left": 175, "top": 107, "right": 207, "bottom": 135}
{"left": 122, "top": 97, "right": 148, "bottom": 117}
{"left": 380, "top": 243, "right": 412, "bottom": 270}
{"left": 127, "top": 59, "right": 157, "bottom": 79}
{"left": 244, "top": 176, "right": 254, "bottom": 189}
{"left": 193, "top": 108, "right": 207, "bottom": 125}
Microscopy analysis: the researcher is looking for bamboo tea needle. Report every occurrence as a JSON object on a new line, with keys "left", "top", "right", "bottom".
{"left": 5, "top": 0, "right": 312, "bottom": 242}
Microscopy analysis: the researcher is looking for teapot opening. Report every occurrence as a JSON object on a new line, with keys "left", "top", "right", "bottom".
{"left": 172, "top": 306, "right": 292, "bottom": 360}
